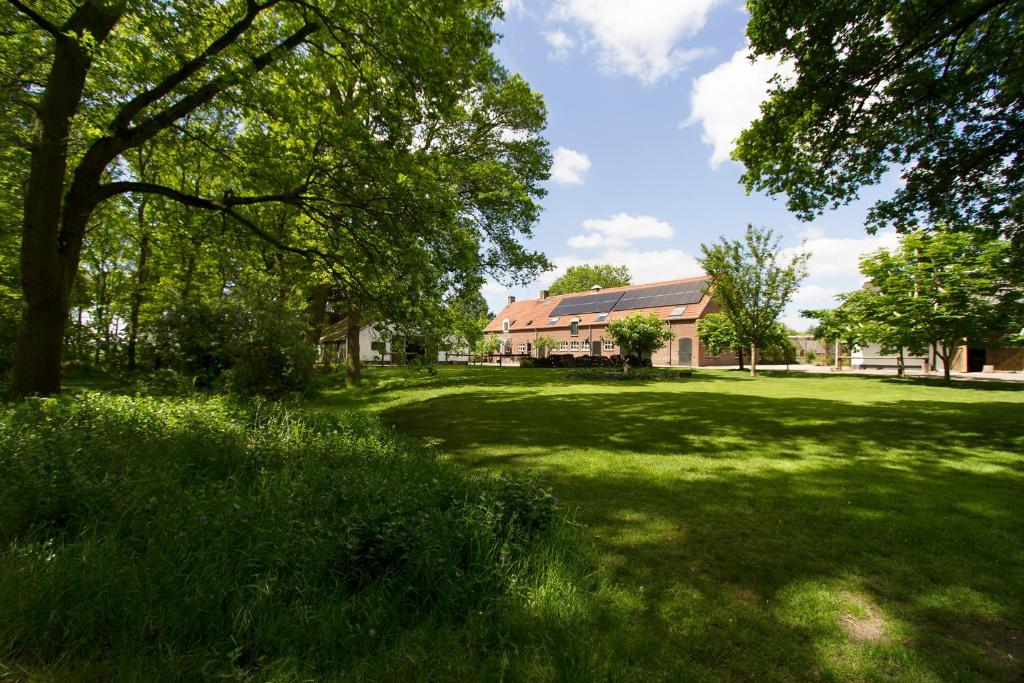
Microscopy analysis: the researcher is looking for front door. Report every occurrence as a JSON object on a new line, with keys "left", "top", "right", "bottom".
{"left": 592, "top": 341, "right": 602, "bottom": 356}
{"left": 678, "top": 338, "right": 693, "bottom": 366}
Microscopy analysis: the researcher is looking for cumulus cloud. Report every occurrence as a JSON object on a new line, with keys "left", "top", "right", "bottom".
{"left": 501, "top": 0, "right": 524, "bottom": 17}
{"left": 544, "top": 29, "right": 575, "bottom": 60}
{"left": 550, "top": 146, "right": 592, "bottom": 185}
{"left": 567, "top": 213, "right": 674, "bottom": 249}
{"left": 550, "top": 0, "right": 719, "bottom": 84}
{"left": 781, "top": 231, "right": 900, "bottom": 279}
{"left": 685, "top": 46, "right": 795, "bottom": 168}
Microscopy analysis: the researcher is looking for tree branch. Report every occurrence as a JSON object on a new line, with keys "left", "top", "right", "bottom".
{"left": 96, "top": 181, "right": 325, "bottom": 261}
{"left": 108, "top": 0, "right": 280, "bottom": 132}
{"left": 6, "top": 0, "right": 63, "bottom": 40}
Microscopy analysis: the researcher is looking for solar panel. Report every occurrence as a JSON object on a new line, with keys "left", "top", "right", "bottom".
{"left": 611, "top": 280, "right": 707, "bottom": 311}
{"left": 549, "top": 290, "right": 625, "bottom": 316}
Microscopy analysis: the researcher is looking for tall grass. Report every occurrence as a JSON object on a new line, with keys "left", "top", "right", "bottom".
{"left": 0, "top": 394, "right": 602, "bottom": 679}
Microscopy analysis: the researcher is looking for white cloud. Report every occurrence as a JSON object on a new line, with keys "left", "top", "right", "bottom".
{"left": 568, "top": 212, "right": 674, "bottom": 248}
{"left": 781, "top": 231, "right": 900, "bottom": 279}
{"left": 501, "top": 0, "right": 524, "bottom": 17}
{"left": 544, "top": 29, "right": 575, "bottom": 61}
{"left": 550, "top": 146, "right": 592, "bottom": 185}
{"left": 601, "top": 247, "right": 702, "bottom": 282}
{"left": 685, "top": 46, "right": 795, "bottom": 168}
{"left": 550, "top": 0, "right": 719, "bottom": 84}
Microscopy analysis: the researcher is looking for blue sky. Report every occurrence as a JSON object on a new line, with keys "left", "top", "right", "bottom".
{"left": 483, "top": 0, "right": 901, "bottom": 330}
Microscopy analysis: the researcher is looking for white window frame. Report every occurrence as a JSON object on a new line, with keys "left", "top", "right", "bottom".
{"left": 604, "top": 340, "right": 614, "bottom": 351}
{"left": 570, "top": 340, "right": 580, "bottom": 351}
{"left": 517, "top": 343, "right": 527, "bottom": 353}
{"left": 560, "top": 341, "right": 569, "bottom": 350}
{"left": 502, "top": 318, "right": 510, "bottom": 334}
{"left": 570, "top": 320, "right": 579, "bottom": 337}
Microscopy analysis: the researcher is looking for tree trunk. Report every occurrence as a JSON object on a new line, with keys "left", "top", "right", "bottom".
{"left": 345, "top": 305, "right": 361, "bottom": 384}
{"left": 305, "top": 283, "right": 330, "bottom": 346}
{"left": 9, "top": 5, "right": 122, "bottom": 397}
{"left": 736, "top": 346, "right": 745, "bottom": 370}
{"left": 749, "top": 343, "right": 758, "bottom": 376}
{"left": 896, "top": 347, "right": 905, "bottom": 377}
{"left": 127, "top": 232, "right": 151, "bottom": 371}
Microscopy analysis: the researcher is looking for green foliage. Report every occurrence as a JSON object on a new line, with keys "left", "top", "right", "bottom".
{"left": 696, "top": 312, "right": 741, "bottom": 358}
{"left": 533, "top": 335, "right": 560, "bottom": 354}
{"left": 699, "top": 225, "right": 807, "bottom": 373}
{"left": 0, "top": 393, "right": 574, "bottom": 677}
{"left": 606, "top": 313, "right": 674, "bottom": 371}
{"left": 563, "top": 367, "right": 692, "bottom": 381}
{"left": 150, "top": 295, "right": 314, "bottom": 397}
{"left": 548, "top": 264, "right": 631, "bottom": 296}
{"left": 737, "top": 0, "right": 1024, "bottom": 241}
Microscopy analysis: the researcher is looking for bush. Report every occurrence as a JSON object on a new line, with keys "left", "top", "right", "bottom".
{"left": 0, "top": 394, "right": 579, "bottom": 677}
{"left": 149, "top": 296, "right": 314, "bottom": 397}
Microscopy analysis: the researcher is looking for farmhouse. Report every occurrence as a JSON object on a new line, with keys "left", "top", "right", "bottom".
{"left": 484, "top": 276, "right": 734, "bottom": 367}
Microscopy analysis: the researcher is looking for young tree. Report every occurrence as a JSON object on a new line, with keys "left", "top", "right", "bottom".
{"left": 696, "top": 312, "right": 745, "bottom": 369}
{"left": 736, "top": 0, "right": 1024, "bottom": 243}
{"left": 548, "top": 264, "right": 631, "bottom": 296}
{"left": 533, "top": 335, "right": 559, "bottom": 358}
{"left": 698, "top": 225, "right": 808, "bottom": 376}
{"left": 862, "top": 230, "right": 1013, "bottom": 382}
{"left": 606, "top": 312, "right": 674, "bottom": 374}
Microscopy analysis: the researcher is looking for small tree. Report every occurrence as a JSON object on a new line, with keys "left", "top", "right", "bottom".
{"left": 606, "top": 313, "right": 674, "bottom": 374}
{"left": 699, "top": 225, "right": 808, "bottom": 376}
{"left": 475, "top": 335, "right": 501, "bottom": 362}
{"left": 533, "top": 335, "right": 559, "bottom": 358}
{"left": 696, "top": 312, "right": 744, "bottom": 369}
{"left": 548, "top": 264, "right": 631, "bottom": 296}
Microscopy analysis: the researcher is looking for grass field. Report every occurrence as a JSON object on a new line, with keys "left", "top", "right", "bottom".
{"left": 322, "top": 366, "right": 1024, "bottom": 681}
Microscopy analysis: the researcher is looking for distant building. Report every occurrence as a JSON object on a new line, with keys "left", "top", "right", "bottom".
{"left": 484, "top": 276, "right": 736, "bottom": 367}
{"left": 319, "top": 323, "right": 471, "bottom": 365}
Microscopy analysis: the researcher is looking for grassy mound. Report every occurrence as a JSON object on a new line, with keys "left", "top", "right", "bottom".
{"left": 0, "top": 394, "right": 600, "bottom": 679}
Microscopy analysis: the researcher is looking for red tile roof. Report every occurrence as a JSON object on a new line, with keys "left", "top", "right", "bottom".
{"left": 484, "top": 275, "right": 712, "bottom": 333}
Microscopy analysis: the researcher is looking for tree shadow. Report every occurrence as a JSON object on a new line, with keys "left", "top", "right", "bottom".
{"left": 368, "top": 374, "right": 1023, "bottom": 679}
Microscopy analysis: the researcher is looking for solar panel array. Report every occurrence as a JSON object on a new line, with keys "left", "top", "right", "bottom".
{"left": 611, "top": 280, "right": 707, "bottom": 311}
{"left": 549, "top": 290, "right": 625, "bottom": 316}
{"left": 548, "top": 279, "right": 708, "bottom": 317}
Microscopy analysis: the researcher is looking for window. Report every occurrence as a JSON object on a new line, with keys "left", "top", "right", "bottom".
{"left": 517, "top": 343, "right": 527, "bottom": 353}
{"left": 502, "top": 319, "right": 510, "bottom": 333}
{"left": 371, "top": 341, "right": 386, "bottom": 353}
{"left": 595, "top": 312, "right": 608, "bottom": 322}
{"left": 603, "top": 340, "right": 614, "bottom": 351}
{"left": 560, "top": 341, "right": 569, "bottom": 350}
{"left": 570, "top": 340, "right": 580, "bottom": 351}
{"left": 570, "top": 320, "right": 579, "bottom": 336}
{"left": 547, "top": 317, "right": 559, "bottom": 326}
{"left": 669, "top": 306, "right": 686, "bottom": 317}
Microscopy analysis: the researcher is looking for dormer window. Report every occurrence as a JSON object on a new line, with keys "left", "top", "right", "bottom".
{"left": 570, "top": 320, "right": 579, "bottom": 337}
{"left": 670, "top": 306, "right": 686, "bottom": 317}
{"left": 502, "top": 318, "right": 510, "bottom": 334}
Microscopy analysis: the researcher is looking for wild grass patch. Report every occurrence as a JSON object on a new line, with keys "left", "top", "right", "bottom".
{"left": 0, "top": 393, "right": 600, "bottom": 678}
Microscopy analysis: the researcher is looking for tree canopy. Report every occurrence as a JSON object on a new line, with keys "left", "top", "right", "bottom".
{"left": 736, "top": 0, "right": 1024, "bottom": 245}
{"left": 606, "top": 312, "right": 674, "bottom": 373}
{"left": 548, "top": 264, "right": 631, "bottom": 296}
{"left": 1, "top": 0, "right": 550, "bottom": 396}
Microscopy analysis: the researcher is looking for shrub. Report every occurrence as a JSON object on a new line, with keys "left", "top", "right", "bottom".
{"left": 0, "top": 394, "right": 577, "bottom": 677}
{"left": 149, "top": 296, "right": 314, "bottom": 397}
{"left": 564, "top": 367, "right": 692, "bottom": 381}
{"left": 524, "top": 354, "right": 650, "bottom": 369}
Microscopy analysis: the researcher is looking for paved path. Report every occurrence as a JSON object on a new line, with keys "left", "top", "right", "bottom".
{"left": 720, "top": 363, "right": 1024, "bottom": 383}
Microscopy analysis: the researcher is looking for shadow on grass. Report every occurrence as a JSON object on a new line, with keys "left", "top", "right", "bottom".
{"left": 369, "top": 376, "right": 1023, "bottom": 680}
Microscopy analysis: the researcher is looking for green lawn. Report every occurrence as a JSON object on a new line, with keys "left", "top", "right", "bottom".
{"left": 320, "top": 366, "right": 1024, "bottom": 681}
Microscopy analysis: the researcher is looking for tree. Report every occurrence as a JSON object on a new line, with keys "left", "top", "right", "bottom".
{"left": 696, "top": 312, "right": 745, "bottom": 369}
{"left": 698, "top": 225, "right": 808, "bottom": 376}
{"left": 533, "top": 335, "right": 559, "bottom": 358}
{"left": 3, "top": 0, "right": 548, "bottom": 396}
{"left": 548, "top": 264, "right": 631, "bottom": 296}
{"left": 735, "top": 0, "right": 1024, "bottom": 244}
{"left": 861, "top": 230, "right": 1013, "bottom": 382}
{"left": 605, "top": 312, "right": 674, "bottom": 374}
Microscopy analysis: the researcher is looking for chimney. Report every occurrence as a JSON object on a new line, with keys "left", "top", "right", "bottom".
{"left": 540, "top": 290, "right": 549, "bottom": 300}
{"left": 507, "top": 295, "right": 516, "bottom": 305}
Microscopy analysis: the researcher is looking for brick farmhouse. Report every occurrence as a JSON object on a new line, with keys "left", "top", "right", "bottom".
{"left": 484, "top": 276, "right": 735, "bottom": 367}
